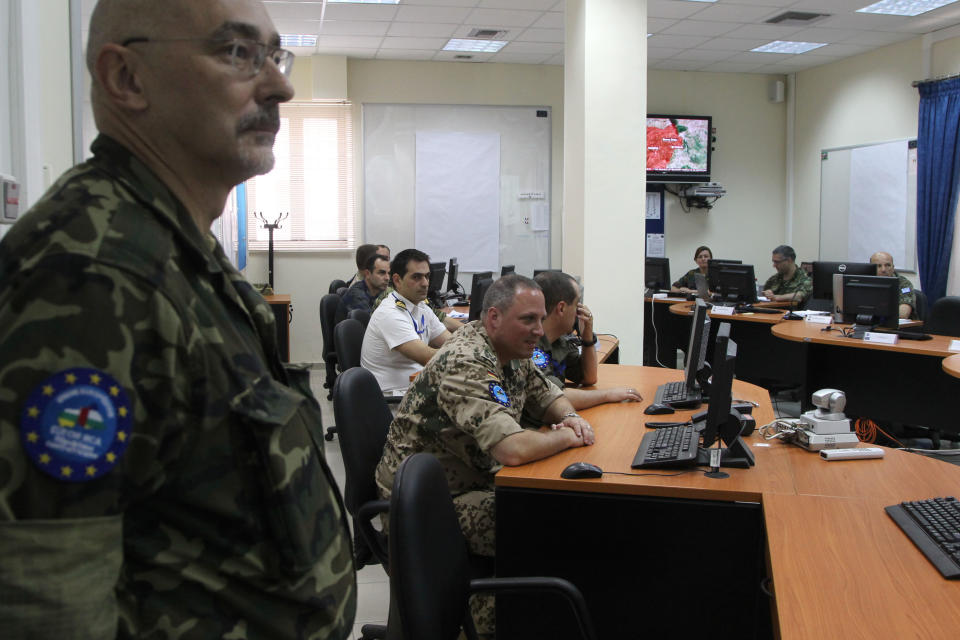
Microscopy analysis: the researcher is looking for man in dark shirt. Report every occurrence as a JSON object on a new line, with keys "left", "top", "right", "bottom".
{"left": 335, "top": 253, "right": 390, "bottom": 323}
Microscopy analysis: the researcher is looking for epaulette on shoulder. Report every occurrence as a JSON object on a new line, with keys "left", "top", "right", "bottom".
{"left": 394, "top": 298, "right": 408, "bottom": 311}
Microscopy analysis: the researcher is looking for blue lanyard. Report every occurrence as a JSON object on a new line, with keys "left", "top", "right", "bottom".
{"left": 393, "top": 294, "right": 426, "bottom": 336}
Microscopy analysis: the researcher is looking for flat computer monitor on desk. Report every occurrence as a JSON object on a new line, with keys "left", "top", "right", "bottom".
{"left": 696, "top": 322, "right": 755, "bottom": 468}
{"left": 445, "top": 258, "right": 462, "bottom": 298}
{"left": 713, "top": 263, "right": 757, "bottom": 305}
{"left": 427, "top": 262, "right": 446, "bottom": 304}
{"left": 652, "top": 298, "right": 710, "bottom": 408}
{"left": 644, "top": 257, "right": 670, "bottom": 292}
{"left": 469, "top": 271, "right": 493, "bottom": 301}
{"left": 811, "top": 261, "right": 876, "bottom": 300}
{"left": 706, "top": 258, "right": 742, "bottom": 290}
{"left": 832, "top": 274, "right": 900, "bottom": 334}
{"left": 501, "top": 265, "right": 515, "bottom": 277}
{"left": 468, "top": 277, "right": 493, "bottom": 322}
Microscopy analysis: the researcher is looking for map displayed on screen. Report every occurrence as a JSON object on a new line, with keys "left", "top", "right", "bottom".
{"left": 647, "top": 117, "right": 709, "bottom": 172}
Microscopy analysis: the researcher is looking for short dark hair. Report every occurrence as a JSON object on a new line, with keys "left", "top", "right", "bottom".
{"left": 694, "top": 245, "right": 712, "bottom": 260}
{"left": 376, "top": 244, "right": 390, "bottom": 255}
{"left": 355, "top": 244, "right": 379, "bottom": 271}
{"left": 772, "top": 245, "right": 796, "bottom": 261}
{"left": 364, "top": 253, "right": 389, "bottom": 272}
{"left": 483, "top": 274, "right": 541, "bottom": 315}
{"left": 391, "top": 249, "right": 430, "bottom": 279}
{"left": 535, "top": 271, "right": 578, "bottom": 312}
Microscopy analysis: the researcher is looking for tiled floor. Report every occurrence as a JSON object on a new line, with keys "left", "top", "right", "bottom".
{"left": 311, "top": 370, "right": 390, "bottom": 640}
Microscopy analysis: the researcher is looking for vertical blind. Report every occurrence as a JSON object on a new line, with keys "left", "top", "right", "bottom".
{"left": 246, "top": 102, "right": 355, "bottom": 250}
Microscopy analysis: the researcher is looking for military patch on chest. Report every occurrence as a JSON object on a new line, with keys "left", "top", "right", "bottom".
{"left": 531, "top": 348, "right": 549, "bottom": 369}
{"left": 488, "top": 382, "right": 511, "bottom": 407}
{"left": 20, "top": 368, "right": 132, "bottom": 483}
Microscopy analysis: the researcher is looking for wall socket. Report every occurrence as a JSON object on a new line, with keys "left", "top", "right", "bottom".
{"left": 1, "top": 174, "right": 20, "bottom": 223}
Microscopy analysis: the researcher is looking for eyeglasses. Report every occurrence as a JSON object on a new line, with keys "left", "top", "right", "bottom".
{"left": 122, "top": 37, "right": 295, "bottom": 77}
{"left": 772, "top": 257, "right": 789, "bottom": 265}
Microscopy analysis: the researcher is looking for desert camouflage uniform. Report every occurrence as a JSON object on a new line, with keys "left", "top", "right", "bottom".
{"left": 532, "top": 334, "right": 583, "bottom": 388}
{"left": 376, "top": 320, "right": 562, "bottom": 636}
{"left": 893, "top": 271, "right": 918, "bottom": 319}
{"left": 763, "top": 267, "right": 812, "bottom": 304}
{"left": 0, "top": 135, "right": 356, "bottom": 640}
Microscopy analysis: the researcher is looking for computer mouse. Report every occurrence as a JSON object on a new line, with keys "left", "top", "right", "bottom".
{"left": 561, "top": 462, "right": 604, "bottom": 479}
{"left": 644, "top": 403, "right": 675, "bottom": 415}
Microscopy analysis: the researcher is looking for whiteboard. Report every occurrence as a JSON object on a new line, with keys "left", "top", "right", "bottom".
{"left": 819, "top": 139, "right": 918, "bottom": 271}
{"left": 363, "top": 104, "right": 551, "bottom": 290}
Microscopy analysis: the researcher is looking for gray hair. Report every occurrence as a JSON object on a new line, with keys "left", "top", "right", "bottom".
{"left": 482, "top": 274, "right": 541, "bottom": 315}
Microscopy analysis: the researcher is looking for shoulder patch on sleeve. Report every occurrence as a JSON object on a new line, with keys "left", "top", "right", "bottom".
{"left": 531, "top": 348, "right": 549, "bottom": 369}
{"left": 488, "top": 382, "right": 511, "bottom": 407}
{"left": 20, "top": 368, "right": 132, "bottom": 483}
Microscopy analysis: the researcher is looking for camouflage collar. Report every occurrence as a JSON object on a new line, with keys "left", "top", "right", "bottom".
{"left": 90, "top": 135, "right": 224, "bottom": 276}
{"left": 470, "top": 322, "right": 521, "bottom": 373}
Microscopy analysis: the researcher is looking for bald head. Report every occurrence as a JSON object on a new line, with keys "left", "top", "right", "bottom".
{"left": 87, "top": 0, "right": 190, "bottom": 73}
{"left": 870, "top": 252, "right": 895, "bottom": 277}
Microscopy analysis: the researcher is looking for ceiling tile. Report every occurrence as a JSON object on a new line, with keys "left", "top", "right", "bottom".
{"left": 465, "top": 8, "right": 544, "bottom": 27}
{"left": 647, "top": 46, "right": 686, "bottom": 58}
{"left": 532, "top": 12, "right": 564, "bottom": 29}
{"left": 433, "top": 50, "right": 496, "bottom": 62}
{"left": 376, "top": 49, "right": 441, "bottom": 60}
{"left": 273, "top": 19, "right": 322, "bottom": 35}
{"left": 696, "top": 37, "right": 772, "bottom": 51}
{"left": 264, "top": 2, "right": 326, "bottom": 20}
{"left": 670, "top": 48, "right": 738, "bottom": 62}
{"left": 515, "top": 28, "right": 564, "bottom": 43}
{"left": 687, "top": 3, "right": 782, "bottom": 23}
{"left": 317, "top": 35, "right": 384, "bottom": 49}
{"left": 318, "top": 20, "right": 390, "bottom": 37}
{"left": 323, "top": 4, "right": 399, "bottom": 21}
{"left": 698, "top": 60, "right": 769, "bottom": 73}
{"left": 315, "top": 46, "right": 378, "bottom": 58}
{"left": 646, "top": 34, "right": 713, "bottom": 49}
{"left": 379, "top": 36, "right": 450, "bottom": 49}
{"left": 722, "top": 23, "right": 805, "bottom": 39}
{"left": 650, "top": 59, "right": 711, "bottom": 71}
{"left": 841, "top": 30, "right": 915, "bottom": 46}
{"left": 648, "top": 18, "right": 679, "bottom": 33}
{"left": 662, "top": 19, "right": 742, "bottom": 37}
{"left": 545, "top": 53, "right": 563, "bottom": 65}
{"left": 647, "top": 0, "right": 711, "bottom": 20}
{"left": 387, "top": 22, "right": 458, "bottom": 37}
{"left": 492, "top": 52, "right": 556, "bottom": 64}
{"left": 502, "top": 41, "right": 563, "bottom": 55}
{"left": 395, "top": 6, "right": 472, "bottom": 23}
{"left": 480, "top": 0, "right": 557, "bottom": 9}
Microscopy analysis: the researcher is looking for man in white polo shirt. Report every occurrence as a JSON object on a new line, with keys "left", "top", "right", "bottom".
{"left": 361, "top": 249, "right": 452, "bottom": 394}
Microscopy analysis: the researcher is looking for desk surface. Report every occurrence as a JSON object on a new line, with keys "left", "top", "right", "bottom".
{"left": 496, "top": 363, "right": 960, "bottom": 640}
{"left": 944, "top": 352, "right": 960, "bottom": 378}
{"left": 772, "top": 319, "right": 957, "bottom": 357}
{"left": 668, "top": 301, "right": 787, "bottom": 325}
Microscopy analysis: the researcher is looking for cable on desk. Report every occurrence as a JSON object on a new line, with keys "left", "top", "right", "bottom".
{"left": 759, "top": 418, "right": 803, "bottom": 442}
{"left": 603, "top": 469, "right": 712, "bottom": 478}
{"left": 649, "top": 297, "right": 666, "bottom": 368}
{"left": 855, "top": 418, "right": 907, "bottom": 448}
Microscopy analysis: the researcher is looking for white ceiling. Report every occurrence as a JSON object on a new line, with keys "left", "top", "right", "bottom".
{"left": 266, "top": 0, "right": 960, "bottom": 73}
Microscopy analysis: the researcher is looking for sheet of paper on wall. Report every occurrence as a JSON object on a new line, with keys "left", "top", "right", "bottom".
{"left": 531, "top": 202, "right": 549, "bottom": 231}
{"left": 646, "top": 192, "right": 661, "bottom": 220}
{"left": 646, "top": 233, "right": 665, "bottom": 257}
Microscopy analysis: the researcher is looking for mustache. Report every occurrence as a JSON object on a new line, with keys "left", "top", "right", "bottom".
{"left": 237, "top": 107, "right": 280, "bottom": 134}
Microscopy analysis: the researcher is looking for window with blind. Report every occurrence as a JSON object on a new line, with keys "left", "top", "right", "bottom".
{"left": 245, "top": 102, "right": 355, "bottom": 251}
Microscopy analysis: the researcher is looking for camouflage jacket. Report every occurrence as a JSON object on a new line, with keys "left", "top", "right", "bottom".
{"left": 335, "top": 278, "right": 376, "bottom": 324}
{"left": 672, "top": 267, "right": 704, "bottom": 290}
{"left": 532, "top": 334, "right": 583, "bottom": 388}
{"left": 375, "top": 321, "right": 563, "bottom": 500}
{"left": 894, "top": 271, "right": 918, "bottom": 319}
{"left": 0, "top": 135, "right": 355, "bottom": 640}
{"left": 763, "top": 267, "right": 812, "bottom": 303}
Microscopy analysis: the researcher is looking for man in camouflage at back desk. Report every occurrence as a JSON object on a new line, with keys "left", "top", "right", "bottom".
{"left": 376, "top": 274, "right": 596, "bottom": 635}
{"left": 762, "top": 244, "right": 812, "bottom": 307}
{"left": 0, "top": 1, "right": 355, "bottom": 638}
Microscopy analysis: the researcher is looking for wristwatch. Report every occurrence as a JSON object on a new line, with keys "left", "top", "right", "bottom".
{"left": 563, "top": 411, "right": 581, "bottom": 420}
{"left": 580, "top": 334, "right": 598, "bottom": 347}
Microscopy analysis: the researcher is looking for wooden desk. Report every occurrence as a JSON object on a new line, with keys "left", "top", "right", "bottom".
{"left": 263, "top": 294, "right": 291, "bottom": 362}
{"left": 594, "top": 333, "right": 619, "bottom": 364}
{"left": 643, "top": 295, "right": 690, "bottom": 367}
{"left": 773, "top": 321, "right": 960, "bottom": 435}
{"left": 495, "top": 363, "right": 960, "bottom": 640}
{"left": 944, "top": 352, "right": 960, "bottom": 378}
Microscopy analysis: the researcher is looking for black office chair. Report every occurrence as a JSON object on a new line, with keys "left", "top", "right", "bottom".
{"left": 925, "top": 296, "right": 960, "bottom": 337}
{"left": 913, "top": 289, "right": 929, "bottom": 323}
{"left": 348, "top": 308, "right": 371, "bottom": 328}
{"left": 332, "top": 367, "right": 392, "bottom": 570}
{"left": 365, "top": 452, "right": 598, "bottom": 640}
{"left": 319, "top": 294, "right": 341, "bottom": 443}
{"left": 334, "top": 318, "right": 365, "bottom": 372}
{"left": 328, "top": 279, "right": 347, "bottom": 294}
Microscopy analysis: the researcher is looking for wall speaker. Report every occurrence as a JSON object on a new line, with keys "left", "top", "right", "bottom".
{"left": 768, "top": 79, "right": 785, "bottom": 103}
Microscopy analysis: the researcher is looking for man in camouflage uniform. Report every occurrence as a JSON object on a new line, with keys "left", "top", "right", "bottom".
{"left": 870, "top": 251, "right": 918, "bottom": 319}
{"left": 0, "top": 1, "right": 355, "bottom": 638}
{"left": 762, "top": 244, "right": 812, "bottom": 306}
{"left": 335, "top": 252, "right": 390, "bottom": 324}
{"left": 376, "top": 274, "right": 595, "bottom": 635}
{"left": 533, "top": 271, "right": 641, "bottom": 404}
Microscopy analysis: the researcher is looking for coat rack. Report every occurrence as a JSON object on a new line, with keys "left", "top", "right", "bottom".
{"left": 257, "top": 211, "right": 288, "bottom": 290}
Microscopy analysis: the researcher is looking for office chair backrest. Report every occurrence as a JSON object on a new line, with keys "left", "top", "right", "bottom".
{"left": 319, "top": 293, "right": 341, "bottom": 363}
{"left": 914, "top": 289, "right": 929, "bottom": 323}
{"left": 329, "top": 279, "right": 347, "bottom": 294}
{"left": 334, "top": 318, "right": 365, "bottom": 371}
{"left": 348, "top": 308, "right": 372, "bottom": 328}
{"left": 389, "top": 453, "right": 473, "bottom": 640}
{"left": 926, "top": 296, "right": 960, "bottom": 337}
{"left": 332, "top": 367, "right": 393, "bottom": 521}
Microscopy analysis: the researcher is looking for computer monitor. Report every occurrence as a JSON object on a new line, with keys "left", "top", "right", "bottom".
{"left": 833, "top": 274, "right": 900, "bottom": 330}
{"left": 427, "top": 262, "right": 446, "bottom": 297}
{"left": 446, "top": 258, "right": 461, "bottom": 296}
{"left": 468, "top": 277, "right": 493, "bottom": 322}
{"left": 811, "top": 261, "right": 876, "bottom": 300}
{"left": 501, "top": 265, "right": 515, "bottom": 277}
{"left": 683, "top": 298, "right": 712, "bottom": 392}
{"left": 714, "top": 263, "right": 757, "bottom": 304}
{"left": 469, "top": 271, "right": 493, "bottom": 301}
{"left": 644, "top": 257, "right": 670, "bottom": 291}
{"left": 699, "top": 323, "right": 754, "bottom": 468}
{"left": 706, "top": 258, "right": 742, "bottom": 290}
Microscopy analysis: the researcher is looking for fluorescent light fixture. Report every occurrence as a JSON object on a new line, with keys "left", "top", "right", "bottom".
{"left": 280, "top": 34, "right": 318, "bottom": 47}
{"left": 685, "top": 0, "right": 718, "bottom": 3}
{"left": 751, "top": 40, "right": 827, "bottom": 54}
{"left": 443, "top": 38, "right": 507, "bottom": 53}
{"left": 328, "top": 0, "right": 400, "bottom": 4}
{"left": 857, "top": 0, "right": 958, "bottom": 16}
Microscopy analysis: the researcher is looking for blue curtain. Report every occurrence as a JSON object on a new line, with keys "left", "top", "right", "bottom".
{"left": 917, "top": 77, "right": 960, "bottom": 302}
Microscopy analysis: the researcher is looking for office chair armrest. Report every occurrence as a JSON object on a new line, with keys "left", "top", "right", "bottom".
{"left": 469, "top": 576, "right": 598, "bottom": 640}
{"left": 356, "top": 499, "right": 390, "bottom": 567}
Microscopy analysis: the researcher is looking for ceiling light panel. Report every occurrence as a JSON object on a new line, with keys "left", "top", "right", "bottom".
{"left": 443, "top": 38, "right": 508, "bottom": 53}
{"left": 751, "top": 40, "right": 828, "bottom": 54}
{"left": 857, "top": 0, "right": 958, "bottom": 16}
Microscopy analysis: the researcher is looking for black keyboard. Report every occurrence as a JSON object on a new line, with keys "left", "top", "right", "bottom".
{"left": 654, "top": 380, "right": 701, "bottom": 408}
{"left": 885, "top": 497, "right": 960, "bottom": 578}
{"left": 631, "top": 425, "right": 700, "bottom": 469}
{"left": 872, "top": 328, "right": 933, "bottom": 341}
